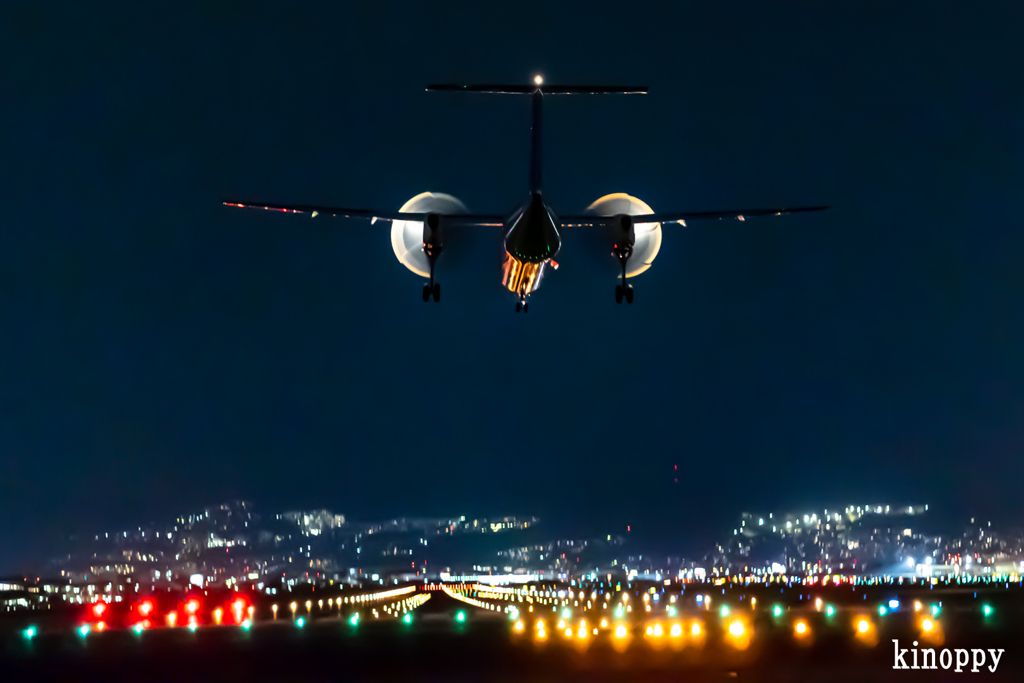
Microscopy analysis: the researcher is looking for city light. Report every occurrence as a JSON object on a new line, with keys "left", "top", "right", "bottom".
{"left": 24, "top": 627, "right": 36, "bottom": 639}
{"left": 79, "top": 625, "right": 90, "bottom": 637}
{"left": 728, "top": 620, "right": 745, "bottom": 637}
{"left": 514, "top": 619, "right": 523, "bottom": 631}
{"left": 615, "top": 624, "right": 627, "bottom": 639}
{"left": 670, "top": 623, "right": 682, "bottom": 637}
{"left": 921, "top": 619, "right": 934, "bottom": 633}
{"left": 857, "top": 619, "right": 870, "bottom": 633}
{"left": 403, "top": 613, "right": 412, "bottom": 625}
{"left": 691, "top": 622, "right": 702, "bottom": 636}
{"left": 773, "top": 605, "right": 783, "bottom": 617}
{"left": 296, "top": 617, "right": 305, "bottom": 628}
{"left": 795, "top": 621, "right": 808, "bottom": 636}
{"left": 456, "top": 611, "right": 466, "bottom": 623}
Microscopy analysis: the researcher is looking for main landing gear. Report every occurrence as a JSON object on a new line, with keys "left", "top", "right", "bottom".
{"left": 515, "top": 298, "right": 529, "bottom": 313}
{"left": 613, "top": 242, "right": 635, "bottom": 305}
{"left": 422, "top": 282, "right": 440, "bottom": 302}
{"left": 615, "top": 283, "right": 634, "bottom": 304}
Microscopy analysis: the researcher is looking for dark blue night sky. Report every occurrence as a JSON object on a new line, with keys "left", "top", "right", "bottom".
{"left": 1, "top": 2, "right": 1023, "bottom": 571}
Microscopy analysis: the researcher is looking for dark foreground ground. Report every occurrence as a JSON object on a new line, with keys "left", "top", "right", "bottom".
{"left": 2, "top": 591, "right": 1021, "bottom": 682}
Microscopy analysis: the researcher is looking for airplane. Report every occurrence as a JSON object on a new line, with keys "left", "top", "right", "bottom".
{"left": 225, "top": 76, "right": 826, "bottom": 312}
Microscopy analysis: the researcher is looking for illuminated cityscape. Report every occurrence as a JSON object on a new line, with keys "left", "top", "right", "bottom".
{"left": 4, "top": 501, "right": 1022, "bottom": 615}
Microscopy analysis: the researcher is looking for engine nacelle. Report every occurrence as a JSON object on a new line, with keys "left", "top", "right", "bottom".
{"left": 390, "top": 192, "right": 468, "bottom": 277}
{"left": 586, "top": 193, "right": 662, "bottom": 278}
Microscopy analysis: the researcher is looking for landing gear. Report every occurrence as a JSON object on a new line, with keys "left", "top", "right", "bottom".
{"left": 422, "top": 215, "right": 442, "bottom": 303}
{"left": 614, "top": 243, "right": 635, "bottom": 305}
{"left": 515, "top": 300, "right": 529, "bottom": 313}
{"left": 422, "top": 282, "right": 440, "bottom": 302}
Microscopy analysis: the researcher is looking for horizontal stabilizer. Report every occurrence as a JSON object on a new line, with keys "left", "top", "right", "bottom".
{"left": 426, "top": 84, "right": 647, "bottom": 95}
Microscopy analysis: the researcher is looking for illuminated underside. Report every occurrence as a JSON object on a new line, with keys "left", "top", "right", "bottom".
{"left": 502, "top": 252, "right": 548, "bottom": 297}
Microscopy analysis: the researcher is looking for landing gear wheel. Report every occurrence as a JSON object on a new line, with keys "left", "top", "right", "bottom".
{"left": 515, "top": 302, "right": 522, "bottom": 313}
{"left": 422, "top": 284, "right": 431, "bottom": 302}
{"left": 432, "top": 283, "right": 441, "bottom": 302}
{"left": 625, "top": 286, "right": 634, "bottom": 304}
{"left": 615, "top": 284, "right": 623, "bottom": 304}
{"left": 523, "top": 302, "right": 529, "bottom": 313}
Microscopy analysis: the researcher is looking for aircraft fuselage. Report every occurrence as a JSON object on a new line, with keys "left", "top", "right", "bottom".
{"left": 501, "top": 192, "right": 561, "bottom": 300}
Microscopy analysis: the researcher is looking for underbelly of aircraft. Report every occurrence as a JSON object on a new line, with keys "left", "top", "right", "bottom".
{"left": 501, "top": 252, "right": 550, "bottom": 297}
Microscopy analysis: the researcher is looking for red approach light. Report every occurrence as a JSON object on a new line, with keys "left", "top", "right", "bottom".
{"left": 93, "top": 603, "right": 106, "bottom": 617}
{"left": 139, "top": 601, "right": 153, "bottom": 616}
{"left": 186, "top": 600, "right": 200, "bottom": 614}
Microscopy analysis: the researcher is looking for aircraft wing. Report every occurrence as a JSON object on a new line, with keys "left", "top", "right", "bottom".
{"left": 223, "top": 201, "right": 505, "bottom": 226}
{"left": 560, "top": 205, "right": 828, "bottom": 227}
